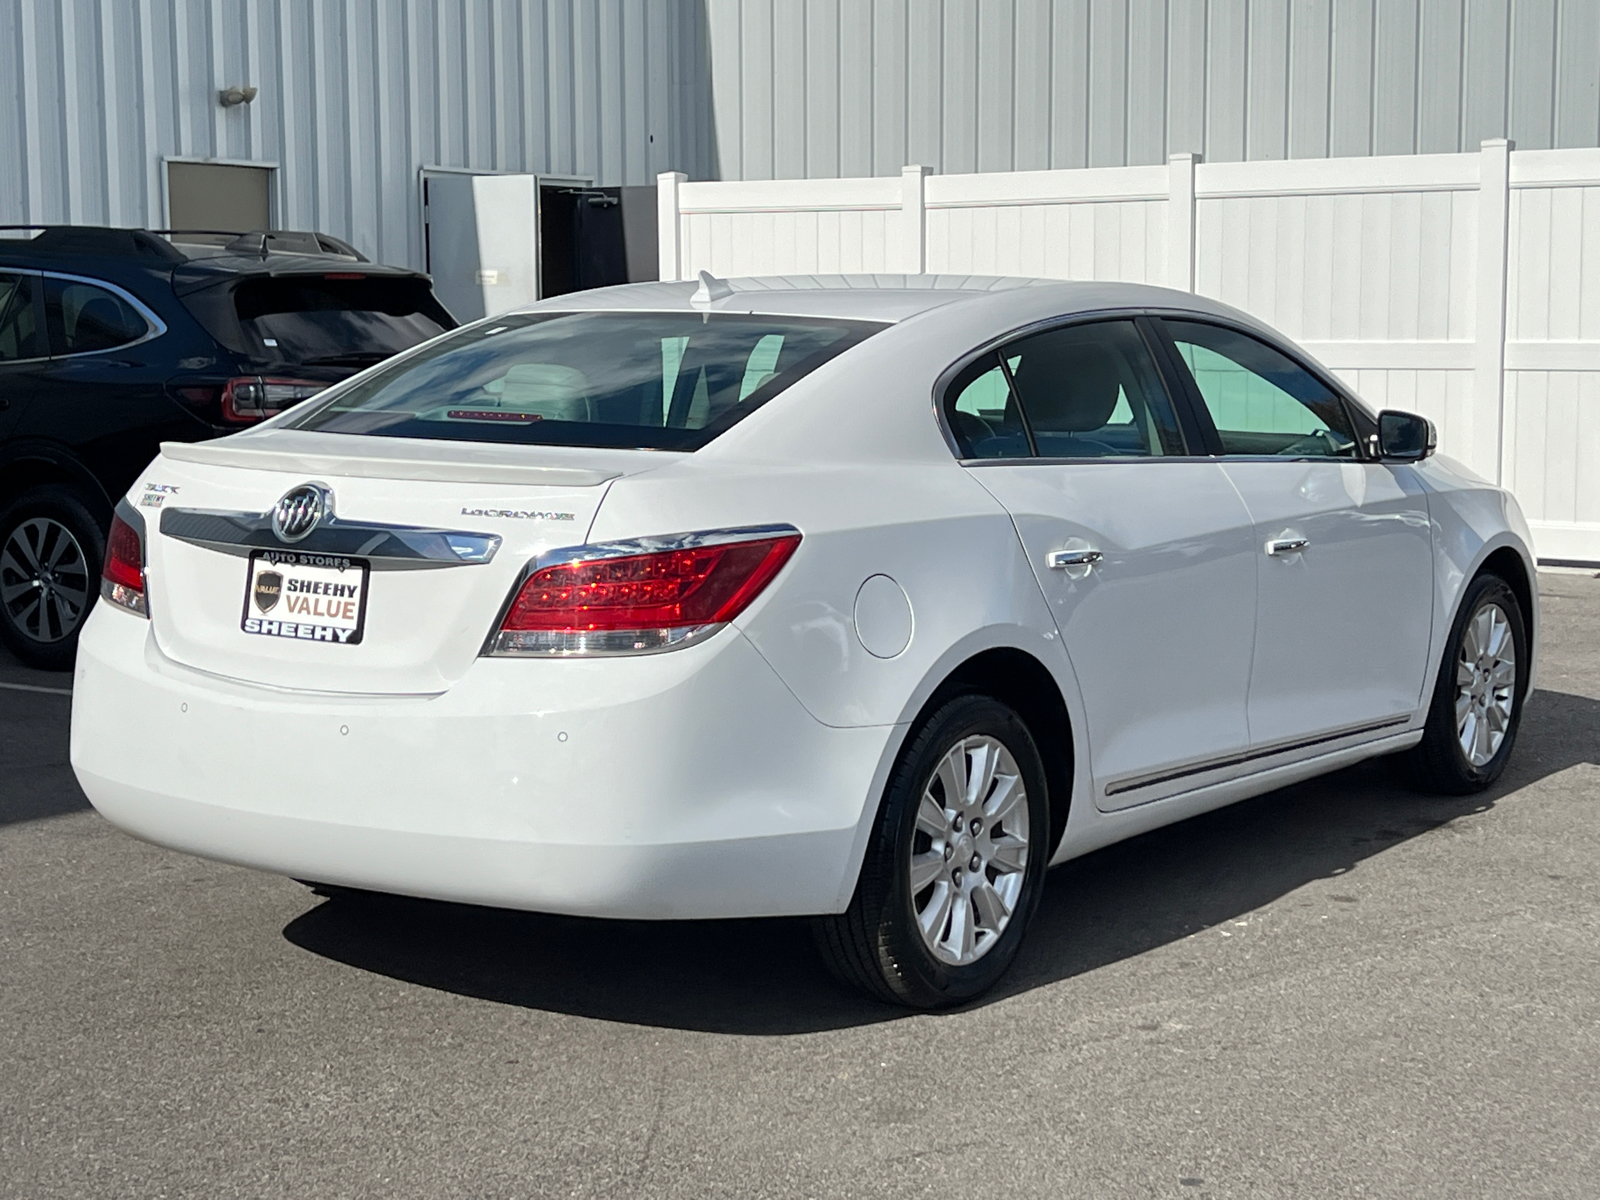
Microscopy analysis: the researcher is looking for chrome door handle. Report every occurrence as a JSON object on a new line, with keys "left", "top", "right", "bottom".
{"left": 1265, "top": 537, "right": 1309, "bottom": 557}
{"left": 1047, "top": 548, "right": 1103, "bottom": 570}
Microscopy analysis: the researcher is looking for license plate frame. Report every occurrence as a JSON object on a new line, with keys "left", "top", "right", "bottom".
{"left": 240, "top": 548, "right": 371, "bottom": 646}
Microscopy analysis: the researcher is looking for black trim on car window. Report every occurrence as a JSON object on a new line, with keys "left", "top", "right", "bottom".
{"left": 1134, "top": 314, "right": 1214, "bottom": 456}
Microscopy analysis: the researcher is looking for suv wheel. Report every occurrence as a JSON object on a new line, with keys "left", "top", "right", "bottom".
{"left": 0, "top": 486, "right": 105, "bottom": 671}
{"left": 815, "top": 694, "right": 1051, "bottom": 1008}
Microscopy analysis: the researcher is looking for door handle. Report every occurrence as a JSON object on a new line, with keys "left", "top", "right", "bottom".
{"left": 1047, "top": 548, "right": 1104, "bottom": 570}
{"left": 1265, "top": 536, "right": 1309, "bottom": 557}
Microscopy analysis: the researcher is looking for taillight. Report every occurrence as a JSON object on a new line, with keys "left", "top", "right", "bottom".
{"left": 220, "top": 376, "right": 328, "bottom": 423}
{"left": 101, "top": 515, "right": 147, "bottom": 617}
{"left": 488, "top": 529, "right": 801, "bottom": 656}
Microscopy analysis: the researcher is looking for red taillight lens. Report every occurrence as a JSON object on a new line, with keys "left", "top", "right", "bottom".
{"left": 221, "top": 376, "right": 328, "bottom": 424}
{"left": 490, "top": 532, "right": 801, "bottom": 656}
{"left": 101, "top": 514, "right": 147, "bottom": 617}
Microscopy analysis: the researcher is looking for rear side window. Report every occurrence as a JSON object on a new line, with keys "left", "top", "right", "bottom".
{"left": 0, "top": 272, "right": 41, "bottom": 361}
{"left": 290, "top": 311, "right": 881, "bottom": 451}
{"left": 183, "top": 276, "right": 452, "bottom": 368}
{"left": 946, "top": 319, "right": 1185, "bottom": 459}
{"left": 44, "top": 278, "right": 149, "bottom": 355}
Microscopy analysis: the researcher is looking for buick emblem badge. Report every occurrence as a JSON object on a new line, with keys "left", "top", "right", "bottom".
{"left": 253, "top": 570, "right": 282, "bottom": 612}
{"left": 271, "top": 483, "right": 331, "bottom": 543}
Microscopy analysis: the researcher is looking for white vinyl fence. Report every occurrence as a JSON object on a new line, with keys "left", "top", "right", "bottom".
{"left": 657, "top": 144, "right": 1600, "bottom": 564}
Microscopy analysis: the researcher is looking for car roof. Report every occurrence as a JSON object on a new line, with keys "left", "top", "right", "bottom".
{"left": 522, "top": 272, "right": 1277, "bottom": 332}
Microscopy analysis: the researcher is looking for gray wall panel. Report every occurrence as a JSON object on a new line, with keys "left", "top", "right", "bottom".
{"left": 705, "top": 0, "right": 1600, "bottom": 178}
{"left": 1554, "top": 0, "right": 1599, "bottom": 148}
{"left": 1, "top": 0, "right": 718, "bottom": 270}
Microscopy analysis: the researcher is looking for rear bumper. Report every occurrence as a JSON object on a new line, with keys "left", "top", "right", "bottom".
{"left": 70, "top": 607, "right": 894, "bottom": 919}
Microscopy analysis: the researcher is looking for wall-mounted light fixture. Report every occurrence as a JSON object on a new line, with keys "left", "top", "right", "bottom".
{"left": 219, "top": 85, "right": 258, "bottom": 107}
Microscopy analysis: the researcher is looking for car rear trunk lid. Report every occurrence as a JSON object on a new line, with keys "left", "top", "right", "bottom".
{"left": 139, "top": 431, "right": 670, "bottom": 694}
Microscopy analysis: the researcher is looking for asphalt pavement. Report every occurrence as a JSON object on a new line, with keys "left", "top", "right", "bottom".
{"left": 3, "top": 572, "right": 1598, "bottom": 1199}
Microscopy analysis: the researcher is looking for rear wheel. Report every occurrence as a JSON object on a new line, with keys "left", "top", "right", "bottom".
{"left": 815, "top": 694, "right": 1050, "bottom": 1008}
{"left": 1399, "top": 572, "right": 1528, "bottom": 794}
{"left": 0, "top": 486, "right": 104, "bottom": 671}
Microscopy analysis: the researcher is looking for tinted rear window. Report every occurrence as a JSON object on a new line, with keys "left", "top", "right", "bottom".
{"left": 288, "top": 311, "right": 882, "bottom": 450}
{"left": 184, "top": 276, "right": 452, "bottom": 368}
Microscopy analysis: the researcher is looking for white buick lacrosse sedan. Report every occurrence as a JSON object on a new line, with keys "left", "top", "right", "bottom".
{"left": 71, "top": 274, "right": 1536, "bottom": 1007}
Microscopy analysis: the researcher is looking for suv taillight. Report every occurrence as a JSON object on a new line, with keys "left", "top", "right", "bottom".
{"left": 101, "top": 515, "right": 147, "bottom": 617}
{"left": 220, "top": 376, "right": 328, "bottom": 423}
{"left": 488, "top": 530, "right": 801, "bottom": 657}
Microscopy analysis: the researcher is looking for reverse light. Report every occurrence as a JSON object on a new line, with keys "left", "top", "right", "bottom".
{"left": 101, "top": 514, "right": 148, "bottom": 617}
{"left": 489, "top": 528, "right": 801, "bottom": 656}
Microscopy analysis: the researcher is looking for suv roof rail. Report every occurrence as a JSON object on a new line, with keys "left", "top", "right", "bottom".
{"left": 0, "top": 225, "right": 187, "bottom": 262}
{"left": 157, "top": 228, "right": 369, "bottom": 263}
{"left": 0, "top": 225, "right": 369, "bottom": 265}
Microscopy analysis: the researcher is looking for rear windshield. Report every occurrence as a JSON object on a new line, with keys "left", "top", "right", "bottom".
{"left": 287, "top": 311, "right": 882, "bottom": 450}
{"left": 183, "top": 276, "right": 453, "bottom": 369}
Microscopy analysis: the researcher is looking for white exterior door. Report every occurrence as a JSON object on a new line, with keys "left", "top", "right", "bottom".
{"left": 948, "top": 319, "right": 1259, "bottom": 811}
{"left": 1158, "top": 319, "right": 1435, "bottom": 748}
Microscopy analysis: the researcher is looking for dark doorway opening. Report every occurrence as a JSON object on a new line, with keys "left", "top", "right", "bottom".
{"left": 538, "top": 186, "right": 659, "bottom": 300}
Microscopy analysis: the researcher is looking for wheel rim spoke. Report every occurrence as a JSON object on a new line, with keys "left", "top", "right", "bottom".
{"left": 909, "top": 850, "right": 945, "bottom": 893}
{"left": 915, "top": 794, "right": 948, "bottom": 839}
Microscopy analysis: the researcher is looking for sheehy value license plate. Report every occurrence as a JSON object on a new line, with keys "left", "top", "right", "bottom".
{"left": 241, "top": 549, "right": 370, "bottom": 645}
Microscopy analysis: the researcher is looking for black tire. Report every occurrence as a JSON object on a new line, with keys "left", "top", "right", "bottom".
{"left": 815, "top": 694, "right": 1051, "bottom": 1009}
{"left": 0, "top": 486, "right": 105, "bottom": 671}
{"left": 1398, "top": 572, "right": 1529, "bottom": 795}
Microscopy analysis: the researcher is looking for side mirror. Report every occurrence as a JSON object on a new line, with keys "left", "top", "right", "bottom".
{"left": 1377, "top": 410, "right": 1436, "bottom": 461}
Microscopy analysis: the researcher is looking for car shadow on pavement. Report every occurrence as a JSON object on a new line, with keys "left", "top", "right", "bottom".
{"left": 282, "top": 688, "right": 1599, "bottom": 1034}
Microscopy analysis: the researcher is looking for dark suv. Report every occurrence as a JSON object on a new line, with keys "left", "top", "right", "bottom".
{"left": 0, "top": 226, "right": 456, "bottom": 668}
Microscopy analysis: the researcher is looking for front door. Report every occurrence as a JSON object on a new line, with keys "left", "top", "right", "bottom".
{"left": 1158, "top": 318, "right": 1434, "bottom": 748}
{"left": 948, "top": 318, "right": 1259, "bottom": 811}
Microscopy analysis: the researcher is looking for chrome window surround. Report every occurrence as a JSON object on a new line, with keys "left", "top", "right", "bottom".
{"left": 38, "top": 270, "right": 168, "bottom": 357}
{"left": 482, "top": 523, "right": 802, "bottom": 658}
{"left": 159, "top": 506, "right": 501, "bottom": 569}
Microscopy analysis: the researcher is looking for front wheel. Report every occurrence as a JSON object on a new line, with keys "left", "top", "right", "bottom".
{"left": 1399, "top": 572, "right": 1529, "bottom": 794}
{"left": 815, "top": 694, "right": 1051, "bottom": 1008}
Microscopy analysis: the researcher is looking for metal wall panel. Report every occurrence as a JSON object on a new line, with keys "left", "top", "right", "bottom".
{"left": 0, "top": 0, "right": 719, "bottom": 269}
{"left": 705, "top": 0, "right": 1600, "bottom": 180}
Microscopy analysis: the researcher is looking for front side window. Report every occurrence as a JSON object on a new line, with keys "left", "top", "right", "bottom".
{"left": 1163, "top": 320, "right": 1357, "bottom": 458}
{"left": 0, "top": 272, "right": 41, "bottom": 361}
{"left": 290, "top": 311, "right": 881, "bottom": 450}
{"left": 44, "top": 278, "right": 150, "bottom": 356}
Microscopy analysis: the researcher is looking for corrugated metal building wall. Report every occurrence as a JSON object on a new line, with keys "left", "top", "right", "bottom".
{"left": 706, "top": 0, "right": 1600, "bottom": 179}
{"left": 0, "top": 0, "right": 720, "bottom": 269}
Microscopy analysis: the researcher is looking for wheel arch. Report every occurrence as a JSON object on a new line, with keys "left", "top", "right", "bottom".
{"left": 901, "top": 645, "right": 1075, "bottom": 859}
{"left": 1477, "top": 544, "right": 1535, "bottom": 657}
{"left": 0, "top": 448, "right": 115, "bottom": 527}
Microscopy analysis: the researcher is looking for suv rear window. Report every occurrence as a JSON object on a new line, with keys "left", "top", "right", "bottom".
{"left": 288, "top": 311, "right": 882, "bottom": 450}
{"left": 182, "top": 276, "right": 452, "bottom": 369}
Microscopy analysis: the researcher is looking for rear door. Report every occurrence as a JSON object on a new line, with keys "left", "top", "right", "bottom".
{"left": 1156, "top": 318, "right": 1434, "bottom": 748}
{"left": 24, "top": 272, "right": 191, "bottom": 501}
{"left": 950, "top": 317, "right": 1259, "bottom": 810}
{"left": 0, "top": 269, "right": 45, "bottom": 439}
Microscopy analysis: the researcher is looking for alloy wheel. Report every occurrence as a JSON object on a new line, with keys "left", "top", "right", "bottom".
{"left": 1455, "top": 601, "right": 1517, "bottom": 768}
{"left": 0, "top": 517, "right": 93, "bottom": 644}
{"left": 909, "top": 734, "right": 1031, "bottom": 966}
